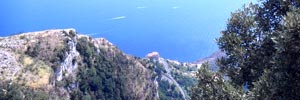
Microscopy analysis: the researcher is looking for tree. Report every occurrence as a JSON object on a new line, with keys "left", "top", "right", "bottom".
{"left": 191, "top": 62, "right": 243, "bottom": 100}
{"left": 217, "top": 0, "right": 300, "bottom": 89}
{"left": 0, "top": 81, "right": 23, "bottom": 100}
{"left": 250, "top": 7, "right": 300, "bottom": 99}
{"left": 203, "top": 0, "right": 300, "bottom": 99}
{"left": 217, "top": 3, "right": 262, "bottom": 87}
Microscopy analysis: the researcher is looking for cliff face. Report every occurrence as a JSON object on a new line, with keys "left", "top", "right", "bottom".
{"left": 0, "top": 29, "right": 204, "bottom": 100}
{"left": 0, "top": 29, "right": 157, "bottom": 100}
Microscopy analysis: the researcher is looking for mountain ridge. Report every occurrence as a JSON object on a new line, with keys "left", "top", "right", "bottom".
{"left": 0, "top": 29, "right": 218, "bottom": 100}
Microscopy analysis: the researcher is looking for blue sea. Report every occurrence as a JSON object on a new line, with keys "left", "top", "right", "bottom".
{"left": 0, "top": 0, "right": 256, "bottom": 62}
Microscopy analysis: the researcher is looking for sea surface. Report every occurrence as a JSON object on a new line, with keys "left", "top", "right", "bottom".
{"left": 0, "top": 0, "right": 256, "bottom": 62}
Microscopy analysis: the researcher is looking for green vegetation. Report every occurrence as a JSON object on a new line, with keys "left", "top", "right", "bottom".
{"left": 192, "top": 0, "right": 300, "bottom": 99}
{"left": 0, "top": 81, "right": 23, "bottom": 100}
{"left": 24, "top": 35, "right": 69, "bottom": 72}
{"left": 158, "top": 80, "right": 183, "bottom": 100}
{"left": 191, "top": 63, "right": 243, "bottom": 99}
{"left": 71, "top": 37, "right": 120, "bottom": 100}
{"left": 149, "top": 60, "right": 183, "bottom": 99}
{"left": 1, "top": 30, "right": 158, "bottom": 100}
{"left": 0, "top": 81, "right": 49, "bottom": 100}
{"left": 154, "top": 61, "right": 167, "bottom": 75}
{"left": 166, "top": 61, "right": 197, "bottom": 98}
{"left": 168, "top": 63, "right": 197, "bottom": 88}
{"left": 63, "top": 30, "right": 76, "bottom": 40}
{"left": 70, "top": 37, "right": 154, "bottom": 100}
{"left": 172, "top": 71, "right": 196, "bottom": 91}
{"left": 4, "top": 1, "right": 300, "bottom": 99}
{"left": 25, "top": 42, "right": 40, "bottom": 57}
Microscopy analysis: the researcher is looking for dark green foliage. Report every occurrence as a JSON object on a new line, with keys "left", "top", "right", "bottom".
{"left": 23, "top": 89, "right": 49, "bottom": 100}
{"left": 73, "top": 37, "right": 115, "bottom": 99}
{"left": 0, "top": 81, "right": 22, "bottom": 100}
{"left": 191, "top": 63, "right": 243, "bottom": 100}
{"left": 200, "top": 0, "right": 300, "bottom": 99}
{"left": 256, "top": 0, "right": 300, "bottom": 32}
{"left": 158, "top": 80, "right": 183, "bottom": 100}
{"left": 150, "top": 59, "right": 197, "bottom": 99}
{"left": 62, "top": 30, "right": 76, "bottom": 39}
{"left": 20, "top": 35, "right": 26, "bottom": 39}
{"left": 272, "top": 8, "right": 300, "bottom": 98}
{"left": 69, "top": 30, "right": 76, "bottom": 38}
{"left": 217, "top": 3, "right": 262, "bottom": 87}
{"left": 24, "top": 36, "right": 69, "bottom": 72}
{"left": 50, "top": 43, "right": 70, "bottom": 72}
{"left": 0, "top": 81, "right": 49, "bottom": 100}
{"left": 56, "top": 44, "right": 69, "bottom": 62}
{"left": 25, "top": 42, "right": 40, "bottom": 57}
{"left": 172, "top": 72, "right": 196, "bottom": 98}
{"left": 172, "top": 72, "right": 196, "bottom": 91}
{"left": 72, "top": 37, "right": 141, "bottom": 100}
{"left": 154, "top": 61, "right": 167, "bottom": 75}
{"left": 217, "top": 0, "right": 300, "bottom": 86}
{"left": 249, "top": 7, "right": 300, "bottom": 99}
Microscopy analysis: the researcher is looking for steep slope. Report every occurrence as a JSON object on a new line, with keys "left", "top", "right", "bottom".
{"left": 0, "top": 28, "right": 204, "bottom": 100}
{"left": 159, "top": 58, "right": 187, "bottom": 100}
{"left": 194, "top": 50, "right": 225, "bottom": 71}
{"left": 144, "top": 52, "right": 199, "bottom": 100}
{"left": 0, "top": 29, "right": 157, "bottom": 100}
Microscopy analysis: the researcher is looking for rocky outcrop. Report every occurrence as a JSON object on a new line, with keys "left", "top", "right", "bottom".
{"left": 0, "top": 51, "right": 21, "bottom": 81}
{"left": 194, "top": 50, "right": 225, "bottom": 71}
{"left": 0, "top": 29, "right": 201, "bottom": 100}
{"left": 56, "top": 32, "right": 79, "bottom": 81}
{"left": 146, "top": 51, "right": 160, "bottom": 60}
{"left": 0, "top": 29, "right": 158, "bottom": 100}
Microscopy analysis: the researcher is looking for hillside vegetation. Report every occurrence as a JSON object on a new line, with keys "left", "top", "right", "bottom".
{"left": 0, "top": 29, "right": 202, "bottom": 100}
{"left": 191, "top": 0, "right": 300, "bottom": 99}
{"left": 1, "top": 0, "right": 299, "bottom": 99}
{"left": 0, "top": 29, "right": 158, "bottom": 100}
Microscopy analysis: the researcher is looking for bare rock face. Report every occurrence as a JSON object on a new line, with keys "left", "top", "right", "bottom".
{"left": 0, "top": 51, "right": 21, "bottom": 81}
{"left": 56, "top": 30, "right": 80, "bottom": 81}
{"left": 0, "top": 29, "right": 74, "bottom": 82}
{"left": 146, "top": 51, "right": 160, "bottom": 60}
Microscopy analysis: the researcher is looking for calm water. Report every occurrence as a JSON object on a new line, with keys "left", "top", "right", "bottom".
{"left": 0, "top": 0, "right": 256, "bottom": 62}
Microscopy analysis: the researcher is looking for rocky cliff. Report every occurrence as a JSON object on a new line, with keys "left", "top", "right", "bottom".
{"left": 0, "top": 29, "right": 204, "bottom": 100}
{"left": 0, "top": 29, "right": 157, "bottom": 100}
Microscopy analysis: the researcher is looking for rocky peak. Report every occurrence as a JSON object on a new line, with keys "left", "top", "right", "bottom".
{"left": 194, "top": 50, "right": 225, "bottom": 71}
{"left": 1, "top": 29, "right": 202, "bottom": 100}
{"left": 194, "top": 50, "right": 225, "bottom": 64}
{"left": 146, "top": 51, "right": 160, "bottom": 60}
